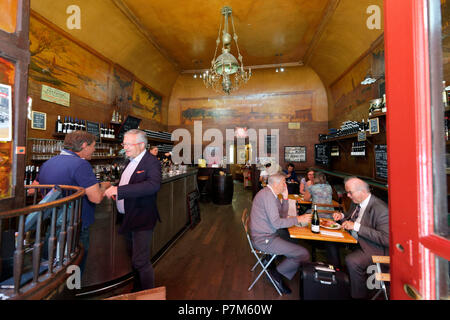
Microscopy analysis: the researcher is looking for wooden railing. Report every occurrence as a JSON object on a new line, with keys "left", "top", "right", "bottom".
{"left": 0, "top": 185, "right": 85, "bottom": 300}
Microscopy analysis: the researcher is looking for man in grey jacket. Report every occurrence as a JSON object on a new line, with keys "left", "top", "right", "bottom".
{"left": 333, "top": 176, "right": 389, "bottom": 299}
{"left": 249, "top": 173, "right": 312, "bottom": 294}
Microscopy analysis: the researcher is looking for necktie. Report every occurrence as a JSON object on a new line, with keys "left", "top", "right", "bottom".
{"left": 350, "top": 204, "right": 361, "bottom": 222}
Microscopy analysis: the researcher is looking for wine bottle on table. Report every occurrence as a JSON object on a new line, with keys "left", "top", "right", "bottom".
{"left": 311, "top": 204, "right": 320, "bottom": 234}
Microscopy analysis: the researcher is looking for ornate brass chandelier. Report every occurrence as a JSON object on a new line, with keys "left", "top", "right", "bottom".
{"left": 203, "top": 6, "right": 251, "bottom": 95}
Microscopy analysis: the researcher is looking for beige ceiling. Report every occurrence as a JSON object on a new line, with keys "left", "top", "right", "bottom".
{"left": 31, "top": 0, "right": 384, "bottom": 88}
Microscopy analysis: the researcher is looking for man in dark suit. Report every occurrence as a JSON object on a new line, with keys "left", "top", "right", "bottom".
{"left": 333, "top": 176, "right": 389, "bottom": 299}
{"left": 249, "top": 173, "right": 312, "bottom": 294}
{"left": 105, "top": 129, "right": 161, "bottom": 290}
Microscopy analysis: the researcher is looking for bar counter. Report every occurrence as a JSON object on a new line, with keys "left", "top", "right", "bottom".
{"left": 80, "top": 168, "right": 198, "bottom": 291}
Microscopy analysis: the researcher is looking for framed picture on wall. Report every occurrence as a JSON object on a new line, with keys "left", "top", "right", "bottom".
{"left": 0, "top": 84, "right": 12, "bottom": 141}
{"left": 31, "top": 111, "right": 47, "bottom": 131}
{"left": 284, "top": 146, "right": 306, "bottom": 162}
{"left": 369, "top": 117, "right": 380, "bottom": 134}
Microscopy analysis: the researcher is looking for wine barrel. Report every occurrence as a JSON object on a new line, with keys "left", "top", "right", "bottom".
{"left": 212, "top": 173, "right": 234, "bottom": 205}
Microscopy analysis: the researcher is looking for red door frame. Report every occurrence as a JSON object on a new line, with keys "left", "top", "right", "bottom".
{"left": 385, "top": 0, "right": 450, "bottom": 300}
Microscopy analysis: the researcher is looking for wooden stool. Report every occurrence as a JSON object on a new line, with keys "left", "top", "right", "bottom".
{"left": 197, "top": 175, "right": 210, "bottom": 202}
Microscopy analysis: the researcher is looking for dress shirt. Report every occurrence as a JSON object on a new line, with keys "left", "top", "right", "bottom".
{"left": 353, "top": 194, "right": 371, "bottom": 233}
{"left": 116, "top": 150, "right": 147, "bottom": 214}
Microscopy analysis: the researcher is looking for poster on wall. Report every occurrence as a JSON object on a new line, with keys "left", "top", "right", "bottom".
{"left": 284, "top": 146, "right": 306, "bottom": 162}
{"left": 0, "top": 84, "right": 12, "bottom": 141}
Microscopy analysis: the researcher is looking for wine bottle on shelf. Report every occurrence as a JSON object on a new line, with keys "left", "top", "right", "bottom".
{"left": 55, "top": 115, "right": 63, "bottom": 133}
{"left": 63, "top": 116, "right": 68, "bottom": 133}
{"left": 24, "top": 165, "right": 30, "bottom": 185}
{"left": 66, "top": 117, "right": 72, "bottom": 133}
{"left": 74, "top": 117, "right": 79, "bottom": 131}
{"left": 311, "top": 204, "right": 320, "bottom": 234}
{"left": 81, "top": 119, "right": 86, "bottom": 131}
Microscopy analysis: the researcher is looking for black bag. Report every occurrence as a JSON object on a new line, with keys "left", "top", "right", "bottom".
{"left": 299, "top": 261, "right": 351, "bottom": 300}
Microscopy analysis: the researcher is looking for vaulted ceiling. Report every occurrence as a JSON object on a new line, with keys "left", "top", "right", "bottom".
{"left": 31, "top": 0, "right": 384, "bottom": 88}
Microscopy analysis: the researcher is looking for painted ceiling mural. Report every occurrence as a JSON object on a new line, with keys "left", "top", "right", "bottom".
{"left": 179, "top": 91, "right": 314, "bottom": 125}
{"left": 29, "top": 16, "right": 109, "bottom": 103}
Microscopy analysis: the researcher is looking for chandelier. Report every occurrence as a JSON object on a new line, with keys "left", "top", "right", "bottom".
{"left": 203, "top": 6, "right": 251, "bottom": 95}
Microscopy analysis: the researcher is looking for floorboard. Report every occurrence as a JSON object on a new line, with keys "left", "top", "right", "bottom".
{"left": 154, "top": 181, "right": 303, "bottom": 300}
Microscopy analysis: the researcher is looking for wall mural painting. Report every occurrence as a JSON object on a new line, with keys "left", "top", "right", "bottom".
{"left": 330, "top": 45, "right": 385, "bottom": 120}
{"left": 110, "top": 66, "right": 133, "bottom": 114}
{"left": 0, "top": 57, "right": 15, "bottom": 200}
{"left": 29, "top": 16, "right": 109, "bottom": 103}
{"left": 180, "top": 91, "right": 314, "bottom": 125}
{"left": 132, "top": 81, "right": 162, "bottom": 123}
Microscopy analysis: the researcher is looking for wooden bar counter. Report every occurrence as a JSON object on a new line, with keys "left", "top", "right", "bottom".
{"left": 79, "top": 168, "right": 198, "bottom": 294}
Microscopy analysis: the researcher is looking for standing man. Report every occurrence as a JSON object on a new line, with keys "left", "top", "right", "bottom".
{"left": 332, "top": 176, "right": 389, "bottom": 299}
{"left": 149, "top": 146, "right": 158, "bottom": 157}
{"left": 249, "top": 173, "right": 312, "bottom": 295}
{"left": 34, "top": 131, "right": 109, "bottom": 273}
{"left": 105, "top": 129, "right": 161, "bottom": 290}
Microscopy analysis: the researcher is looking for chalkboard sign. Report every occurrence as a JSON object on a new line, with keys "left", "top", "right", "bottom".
{"left": 117, "top": 115, "right": 142, "bottom": 140}
{"left": 374, "top": 145, "right": 388, "bottom": 180}
{"left": 31, "top": 111, "right": 46, "bottom": 130}
{"left": 187, "top": 190, "right": 201, "bottom": 229}
{"left": 284, "top": 146, "right": 306, "bottom": 162}
{"left": 86, "top": 120, "right": 100, "bottom": 142}
{"left": 315, "top": 143, "right": 330, "bottom": 166}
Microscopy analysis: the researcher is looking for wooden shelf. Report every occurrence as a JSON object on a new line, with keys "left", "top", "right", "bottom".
{"left": 101, "top": 137, "right": 120, "bottom": 143}
{"left": 320, "top": 133, "right": 359, "bottom": 143}
{"left": 368, "top": 111, "right": 386, "bottom": 119}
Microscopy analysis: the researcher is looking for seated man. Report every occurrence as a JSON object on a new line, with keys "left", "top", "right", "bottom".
{"left": 259, "top": 163, "right": 271, "bottom": 186}
{"left": 283, "top": 163, "right": 299, "bottom": 194}
{"left": 332, "top": 177, "right": 389, "bottom": 299}
{"left": 249, "top": 173, "right": 312, "bottom": 294}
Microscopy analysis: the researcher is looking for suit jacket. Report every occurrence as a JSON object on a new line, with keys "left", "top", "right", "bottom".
{"left": 341, "top": 194, "right": 389, "bottom": 256}
{"left": 249, "top": 187, "right": 299, "bottom": 249}
{"left": 117, "top": 151, "right": 162, "bottom": 234}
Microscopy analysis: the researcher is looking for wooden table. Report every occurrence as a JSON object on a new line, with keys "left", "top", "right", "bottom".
{"left": 288, "top": 223, "right": 358, "bottom": 244}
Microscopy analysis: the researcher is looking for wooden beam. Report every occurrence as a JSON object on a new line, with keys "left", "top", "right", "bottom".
{"left": 111, "top": 0, "right": 180, "bottom": 72}
{"left": 303, "top": 0, "right": 341, "bottom": 66}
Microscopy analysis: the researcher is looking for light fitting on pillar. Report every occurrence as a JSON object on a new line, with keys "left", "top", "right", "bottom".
{"left": 203, "top": 6, "right": 251, "bottom": 95}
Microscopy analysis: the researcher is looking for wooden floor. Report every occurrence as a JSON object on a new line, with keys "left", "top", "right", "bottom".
{"left": 153, "top": 181, "right": 303, "bottom": 300}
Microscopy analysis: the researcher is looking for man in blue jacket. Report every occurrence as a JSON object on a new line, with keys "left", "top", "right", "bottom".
{"left": 105, "top": 129, "right": 161, "bottom": 290}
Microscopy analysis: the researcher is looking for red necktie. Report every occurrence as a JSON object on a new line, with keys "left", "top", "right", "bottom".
{"left": 350, "top": 205, "right": 361, "bottom": 222}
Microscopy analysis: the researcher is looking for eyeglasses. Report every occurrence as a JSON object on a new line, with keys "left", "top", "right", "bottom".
{"left": 121, "top": 142, "right": 143, "bottom": 147}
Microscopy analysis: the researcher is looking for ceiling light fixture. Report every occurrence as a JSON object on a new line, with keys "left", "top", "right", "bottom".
{"left": 203, "top": 6, "right": 251, "bottom": 95}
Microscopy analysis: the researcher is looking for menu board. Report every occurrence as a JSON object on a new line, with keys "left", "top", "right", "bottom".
{"left": 315, "top": 143, "right": 330, "bottom": 166}
{"left": 284, "top": 146, "right": 306, "bottom": 162}
{"left": 187, "top": 190, "right": 201, "bottom": 229}
{"left": 117, "top": 115, "right": 141, "bottom": 140}
{"left": 374, "top": 144, "right": 388, "bottom": 180}
{"left": 86, "top": 120, "right": 100, "bottom": 142}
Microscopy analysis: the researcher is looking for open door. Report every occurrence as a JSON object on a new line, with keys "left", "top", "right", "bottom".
{"left": 385, "top": 0, "right": 449, "bottom": 299}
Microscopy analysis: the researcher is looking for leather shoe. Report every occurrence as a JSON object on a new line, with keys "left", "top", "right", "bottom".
{"left": 267, "top": 268, "right": 291, "bottom": 295}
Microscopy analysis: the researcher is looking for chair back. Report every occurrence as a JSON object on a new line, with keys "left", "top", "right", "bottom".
{"left": 313, "top": 202, "right": 343, "bottom": 215}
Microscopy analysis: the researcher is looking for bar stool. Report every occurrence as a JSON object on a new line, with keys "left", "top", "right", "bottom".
{"left": 197, "top": 175, "right": 210, "bottom": 202}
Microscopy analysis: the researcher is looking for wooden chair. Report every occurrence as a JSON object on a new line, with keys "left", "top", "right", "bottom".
{"left": 105, "top": 286, "right": 166, "bottom": 300}
{"left": 371, "top": 256, "right": 390, "bottom": 300}
{"left": 241, "top": 209, "right": 281, "bottom": 295}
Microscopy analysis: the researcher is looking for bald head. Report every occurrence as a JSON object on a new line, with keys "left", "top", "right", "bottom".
{"left": 344, "top": 177, "right": 370, "bottom": 204}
